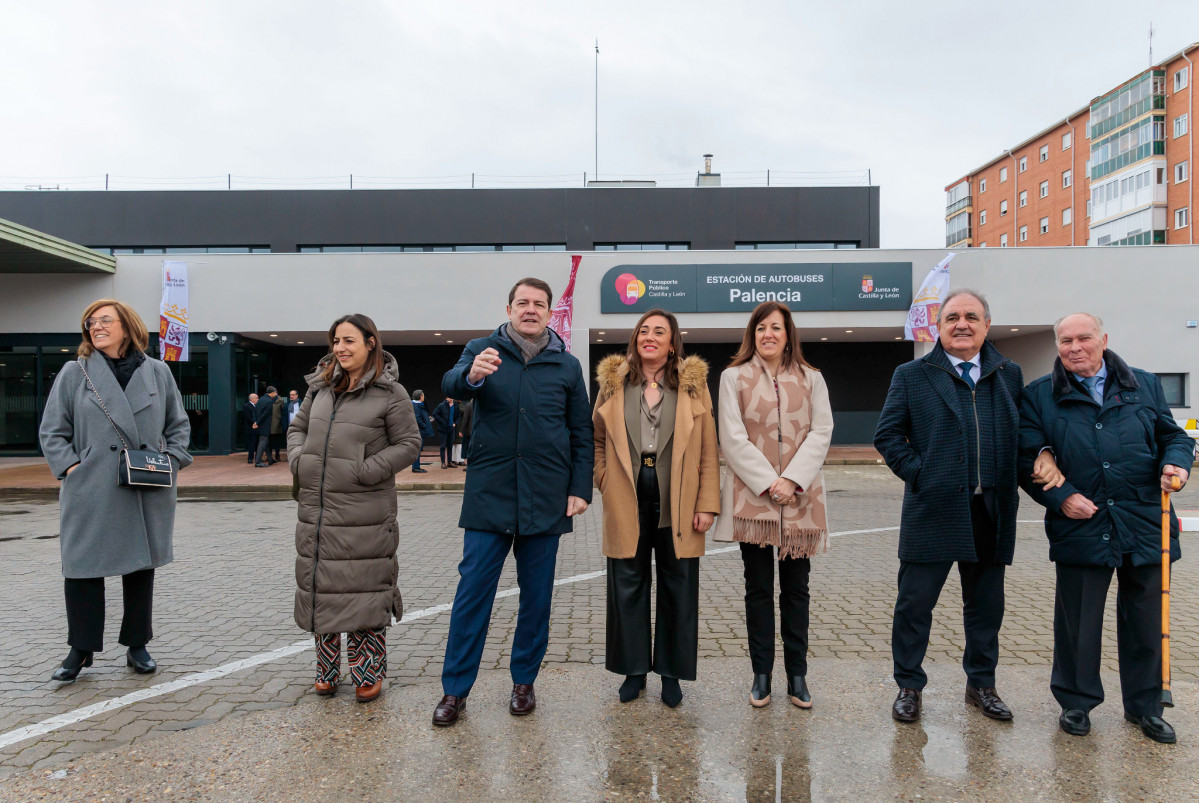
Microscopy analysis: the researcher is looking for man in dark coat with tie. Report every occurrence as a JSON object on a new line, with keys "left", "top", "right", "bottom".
{"left": 253, "top": 387, "right": 278, "bottom": 466}
{"left": 1019, "top": 312, "right": 1193, "bottom": 744}
{"left": 875, "top": 288, "right": 1062, "bottom": 724}
{"left": 242, "top": 393, "right": 258, "bottom": 463}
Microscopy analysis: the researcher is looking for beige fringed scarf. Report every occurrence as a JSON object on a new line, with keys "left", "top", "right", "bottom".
{"left": 731, "top": 355, "right": 828, "bottom": 559}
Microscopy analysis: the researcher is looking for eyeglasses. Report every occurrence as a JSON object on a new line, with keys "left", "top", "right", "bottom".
{"left": 84, "top": 316, "right": 118, "bottom": 330}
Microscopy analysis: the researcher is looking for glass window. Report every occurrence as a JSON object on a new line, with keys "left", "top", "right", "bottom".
{"left": 979, "top": 178, "right": 987, "bottom": 193}
{"left": 1040, "top": 180, "right": 1049, "bottom": 198}
{"left": 1177, "top": 207, "right": 1190, "bottom": 229}
{"left": 1176, "top": 161, "right": 1189, "bottom": 184}
{"left": 1176, "top": 68, "right": 1189, "bottom": 92}
{"left": 1040, "top": 217, "right": 1049, "bottom": 234}
{"left": 455, "top": 245, "right": 496, "bottom": 252}
{"left": 1063, "top": 207, "right": 1072, "bottom": 225}
{"left": 1019, "top": 156, "right": 1028, "bottom": 172}
{"left": 979, "top": 242, "right": 987, "bottom": 247}
{"left": 1062, "top": 169, "right": 1072, "bottom": 188}
{"left": 1175, "top": 114, "right": 1189, "bottom": 138}
{"left": 1087, "top": 200, "right": 1092, "bottom": 218}
{"left": 0, "top": 348, "right": 39, "bottom": 453}
{"left": 1157, "top": 373, "right": 1186, "bottom": 407}
{"left": 1019, "top": 191, "right": 1028, "bottom": 207}
{"left": 1019, "top": 225, "right": 1028, "bottom": 242}
{"left": 999, "top": 167, "right": 1008, "bottom": 183}
{"left": 1062, "top": 131, "right": 1072, "bottom": 150}
{"left": 1040, "top": 145, "right": 1049, "bottom": 162}
{"left": 979, "top": 209, "right": 987, "bottom": 225}
{"left": 1000, "top": 233, "right": 1008, "bottom": 247}
{"left": 1000, "top": 199, "right": 1008, "bottom": 215}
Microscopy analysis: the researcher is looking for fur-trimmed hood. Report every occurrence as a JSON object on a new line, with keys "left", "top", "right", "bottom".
{"left": 595, "top": 354, "right": 709, "bottom": 404}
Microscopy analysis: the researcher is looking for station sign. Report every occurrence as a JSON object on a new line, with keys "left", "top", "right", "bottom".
{"left": 600, "top": 263, "right": 912, "bottom": 314}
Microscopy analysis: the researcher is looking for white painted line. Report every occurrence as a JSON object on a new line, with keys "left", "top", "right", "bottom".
{"left": 0, "top": 523, "right": 900, "bottom": 751}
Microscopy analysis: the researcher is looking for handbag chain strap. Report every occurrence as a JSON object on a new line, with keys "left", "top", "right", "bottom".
{"left": 77, "top": 358, "right": 166, "bottom": 452}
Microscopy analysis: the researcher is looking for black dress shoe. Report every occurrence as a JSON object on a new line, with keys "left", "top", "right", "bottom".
{"left": 412, "top": 467, "right": 428, "bottom": 473}
{"left": 750, "top": 673, "right": 771, "bottom": 708}
{"left": 966, "top": 685, "right": 1012, "bottom": 720}
{"left": 661, "top": 676, "right": 682, "bottom": 708}
{"left": 1125, "top": 713, "right": 1176, "bottom": 744}
{"left": 126, "top": 646, "right": 157, "bottom": 674}
{"left": 892, "top": 688, "right": 921, "bottom": 722}
{"left": 1059, "top": 708, "right": 1091, "bottom": 736}
{"left": 510, "top": 683, "right": 536, "bottom": 715}
{"left": 51, "top": 648, "right": 93, "bottom": 682}
{"left": 787, "top": 675, "right": 812, "bottom": 709}
{"left": 619, "top": 674, "right": 646, "bottom": 703}
{"left": 255, "top": 462, "right": 269, "bottom": 468}
{"left": 433, "top": 694, "right": 465, "bottom": 726}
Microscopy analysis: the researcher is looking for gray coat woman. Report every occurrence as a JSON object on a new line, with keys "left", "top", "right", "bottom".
{"left": 288, "top": 313, "right": 421, "bottom": 702}
{"left": 39, "top": 299, "right": 192, "bottom": 682}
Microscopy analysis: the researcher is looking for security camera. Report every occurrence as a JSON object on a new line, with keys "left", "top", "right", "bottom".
{"left": 206, "top": 332, "right": 227, "bottom": 345}
{"left": 206, "top": 331, "right": 218, "bottom": 341}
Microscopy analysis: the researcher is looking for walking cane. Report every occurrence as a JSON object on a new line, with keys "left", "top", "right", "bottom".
{"left": 1162, "top": 474, "right": 1182, "bottom": 708}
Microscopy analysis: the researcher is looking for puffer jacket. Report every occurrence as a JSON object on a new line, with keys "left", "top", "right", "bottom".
{"left": 288, "top": 351, "right": 422, "bottom": 634}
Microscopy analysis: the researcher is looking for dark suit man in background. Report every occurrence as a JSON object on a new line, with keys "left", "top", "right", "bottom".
{"left": 411, "top": 389, "right": 436, "bottom": 473}
{"left": 1019, "top": 312, "right": 1193, "bottom": 744}
{"left": 243, "top": 393, "right": 259, "bottom": 463}
{"left": 269, "top": 389, "right": 286, "bottom": 462}
{"left": 253, "top": 387, "right": 278, "bottom": 467}
{"left": 875, "top": 288, "right": 1062, "bottom": 724}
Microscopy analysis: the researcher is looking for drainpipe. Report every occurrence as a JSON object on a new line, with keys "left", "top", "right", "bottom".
{"left": 1184, "top": 50, "right": 1195, "bottom": 244}
{"left": 1007, "top": 150, "right": 1019, "bottom": 246}
{"left": 1068, "top": 117, "right": 1078, "bottom": 244}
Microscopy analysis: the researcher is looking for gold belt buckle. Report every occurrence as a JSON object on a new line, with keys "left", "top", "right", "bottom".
{"left": 642, "top": 456, "right": 655, "bottom": 468}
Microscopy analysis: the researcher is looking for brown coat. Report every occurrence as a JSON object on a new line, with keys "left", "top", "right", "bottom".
{"left": 288, "top": 351, "right": 422, "bottom": 634}
{"left": 592, "top": 355, "right": 721, "bottom": 559}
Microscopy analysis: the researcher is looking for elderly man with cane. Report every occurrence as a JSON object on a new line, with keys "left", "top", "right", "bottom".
{"left": 1019, "top": 312, "right": 1193, "bottom": 744}
{"left": 875, "top": 288, "right": 1063, "bottom": 724}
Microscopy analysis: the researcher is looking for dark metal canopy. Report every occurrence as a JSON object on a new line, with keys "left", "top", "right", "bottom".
{"left": 0, "top": 217, "right": 115, "bottom": 273}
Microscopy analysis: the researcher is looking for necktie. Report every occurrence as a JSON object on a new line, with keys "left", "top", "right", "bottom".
{"left": 1082, "top": 375, "right": 1102, "bottom": 404}
{"left": 958, "top": 362, "right": 976, "bottom": 390}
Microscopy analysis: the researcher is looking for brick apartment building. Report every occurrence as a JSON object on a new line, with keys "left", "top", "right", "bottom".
{"left": 945, "top": 42, "right": 1196, "bottom": 248}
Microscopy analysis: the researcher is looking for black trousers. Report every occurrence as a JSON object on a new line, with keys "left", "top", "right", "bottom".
{"left": 64, "top": 568, "right": 155, "bottom": 652}
{"left": 244, "top": 427, "right": 256, "bottom": 461}
{"left": 606, "top": 462, "right": 699, "bottom": 680}
{"left": 892, "top": 493, "right": 1005, "bottom": 690}
{"left": 741, "top": 543, "right": 811, "bottom": 677}
{"left": 254, "top": 433, "right": 273, "bottom": 464}
{"left": 269, "top": 431, "right": 284, "bottom": 460}
{"left": 1051, "top": 557, "right": 1163, "bottom": 717}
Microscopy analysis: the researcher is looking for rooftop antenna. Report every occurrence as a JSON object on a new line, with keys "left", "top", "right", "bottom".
{"left": 595, "top": 39, "right": 599, "bottom": 180}
{"left": 1149, "top": 21, "right": 1154, "bottom": 66}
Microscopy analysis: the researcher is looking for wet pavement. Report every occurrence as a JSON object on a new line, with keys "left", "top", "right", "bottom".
{"left": 1, "top": 465, "right": 1197, "bottom": 800}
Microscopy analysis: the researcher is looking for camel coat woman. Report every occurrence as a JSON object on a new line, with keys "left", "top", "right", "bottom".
{"left": 592, "top": 354, "right": 720, "bottom": 682}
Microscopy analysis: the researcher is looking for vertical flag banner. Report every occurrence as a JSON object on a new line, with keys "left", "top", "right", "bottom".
{"left": 904, "top": 253, "right": 955, "bottom": 342}
{"left": 549, "top": 254, "right": 582, "bottom": 352}
{"left": 159, "top": 260, "right": 190, "bottom": 361}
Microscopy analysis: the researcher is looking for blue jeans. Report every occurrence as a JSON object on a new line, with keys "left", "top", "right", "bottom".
{"left": 441, "top": 530, "right": 561, "bottom": 697}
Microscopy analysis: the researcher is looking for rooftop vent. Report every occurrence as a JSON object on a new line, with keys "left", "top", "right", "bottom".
{"left": 696, "top": 154, "right": 720, "bottom": 187}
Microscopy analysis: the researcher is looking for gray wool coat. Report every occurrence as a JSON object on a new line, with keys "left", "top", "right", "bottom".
{"left": 289, "top": 351, "right": 422, "bottom": 635}
{"left": 39, "top": 352, "right": 193, "bottom": 579}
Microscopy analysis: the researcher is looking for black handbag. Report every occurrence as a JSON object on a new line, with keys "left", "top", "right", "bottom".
{"left": 78, "top": 359, "right": 174, "bottom": 489}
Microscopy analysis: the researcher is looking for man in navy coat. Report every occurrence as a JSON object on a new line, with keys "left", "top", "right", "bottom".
{"left": 432, "top": 277, "right": 593, "bottom": 726}
{"left": 875, "top": 289, "right": 1062, "bottom": 724}
{"left": 1019, "top": 312, "right": 1193, "bottom": 744}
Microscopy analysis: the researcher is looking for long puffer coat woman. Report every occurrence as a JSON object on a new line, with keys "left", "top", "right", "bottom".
{"left": 289, "top": 351, "right": 422, "bottom": 634}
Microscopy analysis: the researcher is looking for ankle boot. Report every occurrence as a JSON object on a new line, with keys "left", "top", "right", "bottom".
{"left": 51, "top": 648, "right": 93, "bottom": 682}
{"left": 619, "top": 674, "right": 647, "bottom": 703}
{"left": 661, "top": 676, "right": 683, "bottom": 708}
{"left": 126, "top": 646, "right": 157, "bottom": 674}
{"left": 787, "top": 675, "right": 812, "bottom": 708}
{"left": 750, "top": 673, "right": 772, "bottom": 707}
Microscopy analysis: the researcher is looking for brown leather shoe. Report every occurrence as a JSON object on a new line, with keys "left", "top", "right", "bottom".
{"left": 892, "top": 688, "right": 921, "bottom": 722}
{"left": 355, "top": 679, "right": 383, "bottom": 703}
{"left": 510, "top": 683, "right": 536, "bottom": 716}
{"left": 965, "top": 685, "right": 1012, "bottom": 720}
{"left": 314, "top": 680, "right": 337, "bottom": 697}
{"left": 433, "top": 694, "right": 465, "bottom": 726}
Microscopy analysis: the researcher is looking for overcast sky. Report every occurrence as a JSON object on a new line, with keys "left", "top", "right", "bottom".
{"left": 3, "top": 1, "right": 1198, "bottom": 248}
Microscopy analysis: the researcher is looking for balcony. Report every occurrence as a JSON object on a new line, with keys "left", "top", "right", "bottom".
{"left": 945, "top": 196, "right": 973, "bottom": 218}
{"left": 946, "top": 228, "right": 972, "bottom": 248}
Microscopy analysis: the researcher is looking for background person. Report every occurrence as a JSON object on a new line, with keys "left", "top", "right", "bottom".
{"left": 289, "top": 314, "right": 422, "bottom": 703}
{"left": 39, "top": 299, "right": 192, "bottom": 681}
{"left": 457, "top": 399, "right": 474, "bottom": 467}
{"left": 242, "top": 393, "right": 258, "bottom": 462}
{"left": 1018, "top": 312, "right": 1194, "bottom": 744}
{"left": 253, "top": 387, "right": 278, "bottom": 466}
{"left": 432, "top": 397, "right": 459, "bottom": 468}
{"left": 269, "top": 387, "right": 286, "bottom": 461}
{"left": 592, "top": 308, "right": 719, "bottom": 708}
{"left": 410, "top": 389, "right": 436, "bottom": 473}
{"left": 715, "top": 301, "right": 832, "bottom": 710}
